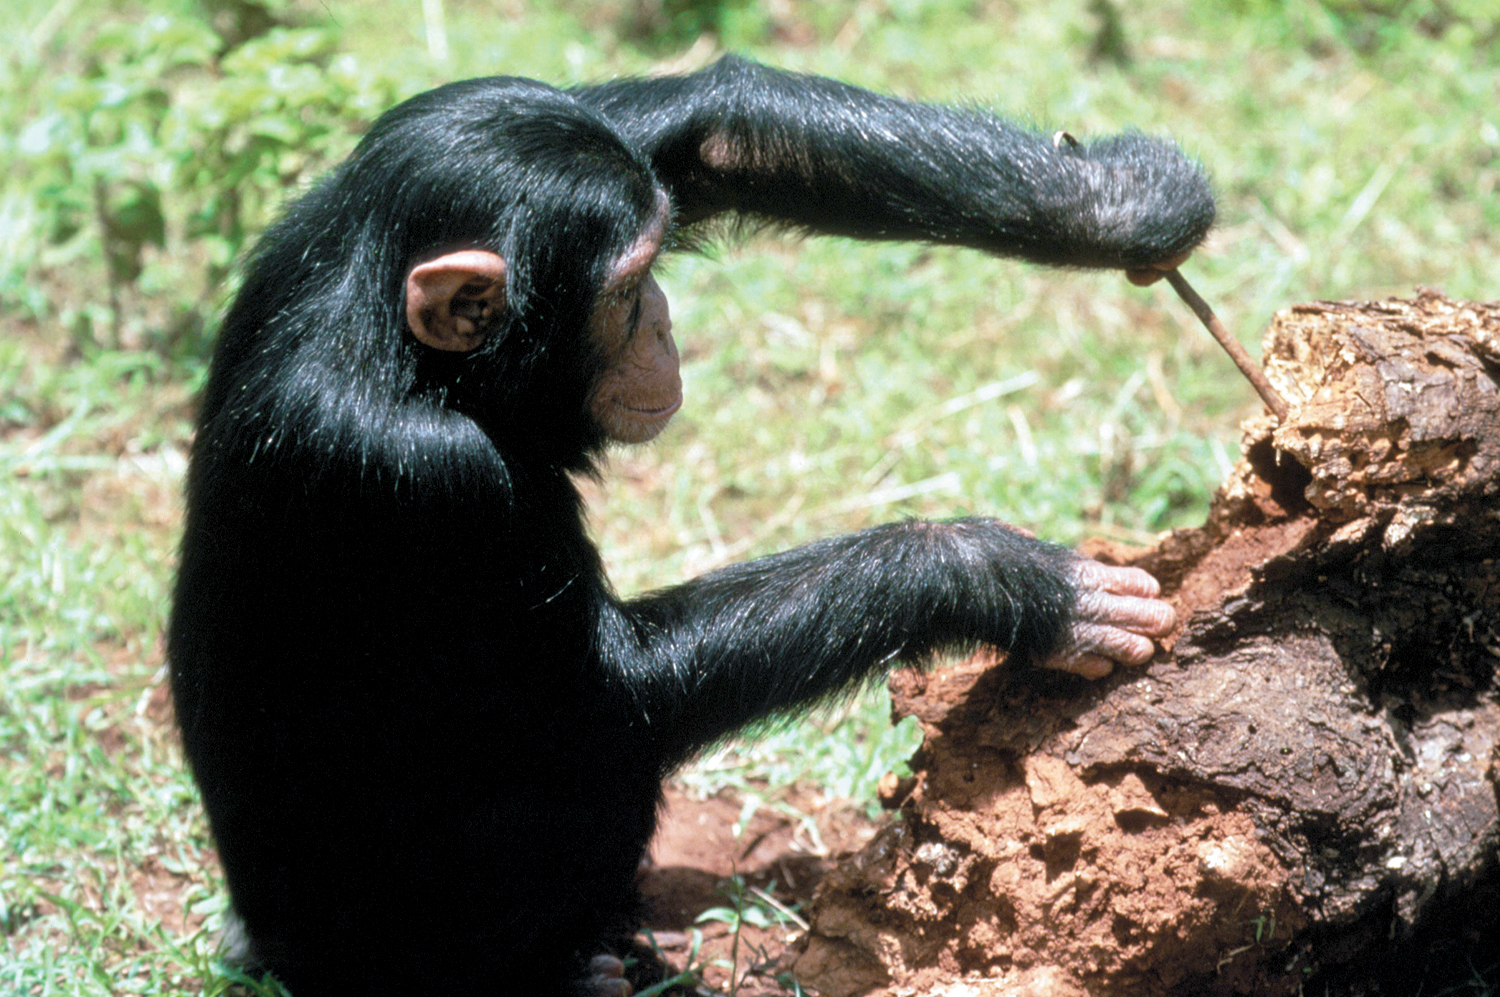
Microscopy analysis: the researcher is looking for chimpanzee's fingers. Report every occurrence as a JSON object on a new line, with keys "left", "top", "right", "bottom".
{"left": 1041, "top": 559, "right": 1175, "bottom": 676}
{"left": 1044, "top": 650, "right": 1116, "bottom": 679}
{"left": 1125, "top": 250, "right": 1192, "bottom": 286}
{"left": 1069, "top": 621, "right": 1158, "bottom": 666}
{"left": 1075, "top": 589, "right": 1176, "bottom": 638}
{"left": 1074, "top": 560, "right": 1161, "bottom": 599}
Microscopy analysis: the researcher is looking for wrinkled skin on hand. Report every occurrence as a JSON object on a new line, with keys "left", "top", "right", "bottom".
{"left": 1047, "top": 561, "right": 1176, "bottom": 678}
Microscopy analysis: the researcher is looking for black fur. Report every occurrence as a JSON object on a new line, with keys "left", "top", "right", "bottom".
{"left": 169, "top": 57, "right": 1213, "bottom": 995}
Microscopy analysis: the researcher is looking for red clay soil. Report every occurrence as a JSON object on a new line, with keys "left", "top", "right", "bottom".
{"left": 639, "top": 786, "right": 888, "bottom": 995}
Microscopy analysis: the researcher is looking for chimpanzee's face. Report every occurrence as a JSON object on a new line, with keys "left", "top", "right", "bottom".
{"left": 587, "top": 271, "right": 679, "bottom": 443}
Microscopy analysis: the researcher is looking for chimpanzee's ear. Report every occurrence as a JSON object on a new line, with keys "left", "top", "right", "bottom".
{"left": 404, "top": 250, "right": 509, "bottom": 352}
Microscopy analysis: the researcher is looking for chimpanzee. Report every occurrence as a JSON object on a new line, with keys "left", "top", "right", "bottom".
{"left": 169, "top": 56, "right": 1211, "bottom": 996}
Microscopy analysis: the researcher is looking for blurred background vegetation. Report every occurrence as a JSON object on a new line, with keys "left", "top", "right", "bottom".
{"left": 1, "top": 0, "right": 1496, "bottom": 993}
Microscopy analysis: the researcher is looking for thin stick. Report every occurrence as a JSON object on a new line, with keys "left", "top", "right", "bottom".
{"left": 1164, "top": 270, "right": 1290, "bottom": 421}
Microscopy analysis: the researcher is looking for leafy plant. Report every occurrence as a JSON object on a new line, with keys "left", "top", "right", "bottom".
{"left": 3, "top": 8, "right": 401, "bottom": 354}
{"left": 696, "top": 875, "right": 806, "bottom": 997}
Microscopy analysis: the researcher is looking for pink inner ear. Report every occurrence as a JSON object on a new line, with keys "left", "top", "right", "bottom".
{"left": 405, "top": 251, "right": 508, "bottom": 344}
{"left": 409, "top": 251, "right": 508, "bottom": 293}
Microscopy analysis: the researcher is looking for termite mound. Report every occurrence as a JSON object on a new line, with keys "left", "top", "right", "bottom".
{"left": 788, "top": 290, "right": 1500, "bottom": 997}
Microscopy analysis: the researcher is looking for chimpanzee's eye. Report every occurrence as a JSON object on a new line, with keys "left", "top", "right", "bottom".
{"left": 625, "top": 287, "right": 643, "bottom": 338}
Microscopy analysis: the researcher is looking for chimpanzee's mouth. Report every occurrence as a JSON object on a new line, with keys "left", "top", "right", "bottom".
{"left": 625, "top": 398, "right": 682, "bottom": 419}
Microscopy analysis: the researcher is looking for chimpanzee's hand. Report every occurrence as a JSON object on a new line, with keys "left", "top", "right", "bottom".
{"left": 1044, "top": 560, "right": 1175, "bottom": 678}
{"left": 1125, "top": 250, "right": 1193, "bottom": 287}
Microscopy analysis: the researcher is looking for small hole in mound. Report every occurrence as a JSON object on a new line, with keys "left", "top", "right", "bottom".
{"left": 1245, "top": 437, "right": 1313, "bottom": 514}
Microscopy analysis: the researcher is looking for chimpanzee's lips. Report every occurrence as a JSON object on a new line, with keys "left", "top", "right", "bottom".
{"left": 625, "top": 398, "right": 682, "bottom": 419}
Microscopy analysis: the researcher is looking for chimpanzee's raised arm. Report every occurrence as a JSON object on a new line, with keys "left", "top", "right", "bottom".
{"left": 573, "top": 55, "right": 1214, "bottom": 270}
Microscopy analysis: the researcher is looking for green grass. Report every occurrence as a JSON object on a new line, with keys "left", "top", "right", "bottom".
{"left": 2, "top": 0, "right": 1497, "bottom": 993}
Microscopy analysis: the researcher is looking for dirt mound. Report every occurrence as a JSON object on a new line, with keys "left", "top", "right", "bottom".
{"left": 786, "top": 291, "right": 1500, "bottom": 997}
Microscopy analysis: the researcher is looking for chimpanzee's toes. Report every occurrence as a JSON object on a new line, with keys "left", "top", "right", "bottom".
{"left": 584, "top": 954, "right": 633, "bottom": 997}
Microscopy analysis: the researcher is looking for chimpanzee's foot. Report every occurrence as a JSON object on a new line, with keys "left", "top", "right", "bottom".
{"left": 584, "top": 954, "right": 633, "bottom": 997}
